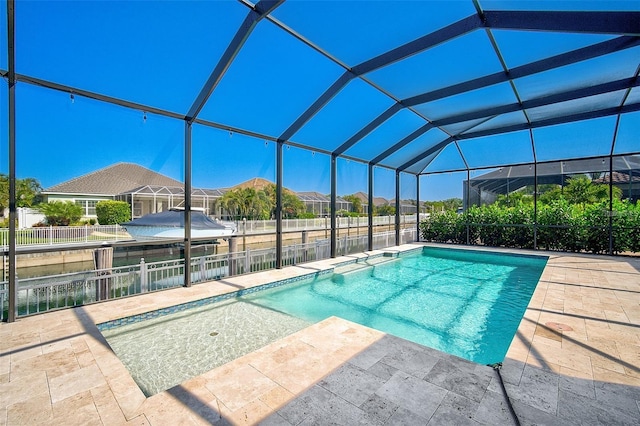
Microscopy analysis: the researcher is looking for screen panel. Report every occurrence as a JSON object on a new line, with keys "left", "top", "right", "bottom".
{"left": 291, "top": 79, "right": 394, "bottom": 152}
{"left": 15, "top": 0, "right": 247, "bottom": 112}
{"left": 345, "top": 109, "right": 427, "bottom": 161}
{"left": 199, "top": 20, "right": 344, "bottom": 138}
{"left": 366, "top": 31, "right": 504, "bottom": 100}
{"left": 614, "top": 109, "right": 640, "bottom": 155}
{"left": 458, "top": 130, "right": 534, "bottom": 169}
{"left": 533, "top": 116, "right": 617, "bottom": 162}
{"left": 272, "top": 1, "right": 475, "bottom": 66}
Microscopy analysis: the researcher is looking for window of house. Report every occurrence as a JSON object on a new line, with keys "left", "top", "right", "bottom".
{"left": 133, "top": 202, "right": 142, "bottom": 217}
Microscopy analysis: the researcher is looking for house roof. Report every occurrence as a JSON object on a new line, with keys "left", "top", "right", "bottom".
{"left": 469, "top": 156, "right": 640, "bottom": 195}
{"left": 348, "top": 192, "right": 390, "bottom": 206}
{"left": 594, "top": 171, "right": 640, "bottom": 185}
{"left": 230, "top": 177, "right": 274, "bottom": 191}
{"left": 126, "top": 185, "right": 226, "bottom": 198}
{"left": 43, "top": 163, "right": 184, "bottom": 196}
{"left": 296, "top": 191, "right": 329, "bottom": 201}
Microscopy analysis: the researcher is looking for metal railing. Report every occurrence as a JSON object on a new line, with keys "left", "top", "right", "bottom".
{"left": 0, "top": 240, "right": 328, "bottom": 319}
{"left": 0, "top": 229, "right": 418, "bottom": 320}
{"left": 0, "top": 224, "right": 127, "bottom": 249}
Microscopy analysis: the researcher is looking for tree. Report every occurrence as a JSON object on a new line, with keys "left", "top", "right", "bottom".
{"left": 281, "top": 191, "right": 305, "bottom": 218}
{"left": 96, "top": 200, "right": 131, "bottom": 224}
{"left": 218, "top": 187, "right": 272, "bottom": 220}
{"left": 263, "top": 184, "right": 305, "bottom": 219}
{"left": 563, "top": 175, "right": 621, "bottom": 205}
{"left": 538, "top": 185, "right": 563, "bottom": 205}
{"left": 38, "top": 201, "right": 83, "bottom": 226}
{"left": 495, "top": 191, "right": 533, "bottom": 208}
{"left": 375, "top": 203, "right": 395, "bottom": 216}
{"left": 0, "top": 174, "right": 43, "bottom": 213}
{"left": 342, "top": 194, "right": 363, "bottom": 214}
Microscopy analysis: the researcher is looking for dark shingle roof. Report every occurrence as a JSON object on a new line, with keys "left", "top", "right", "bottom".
{"left": 43, "top": 163, "right": 183, "bottom": 195}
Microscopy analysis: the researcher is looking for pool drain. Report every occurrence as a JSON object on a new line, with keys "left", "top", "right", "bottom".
{"left": 545, "top": 322, "right": 573, "bottom": 332}
{"left": 209, "top": 331, "right": 219, "bottom": 336}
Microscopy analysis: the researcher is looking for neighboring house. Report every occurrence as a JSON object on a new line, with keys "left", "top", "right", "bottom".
{"left": 593, "top": 171, "right": 640, "bottom": 202}
{"left": 41, "top": 163, "right": 221, "bottom": 220}
{"left": 465, "top": 157, "right": 640, "bottom": 206}
{"left": 388, "top": 199, "right": 419, "bottom": 215}
{"left": 296, "top": 191, "right": 351, "bottom": 216}
{"left": 41, "top": 163, "right": 417, "bottom": 222}
{"left": 350, "top": 191, "right": 394, "bottom": 214}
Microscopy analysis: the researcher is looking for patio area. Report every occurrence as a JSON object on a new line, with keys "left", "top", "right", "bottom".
{"left": 1, "top": 243, "right": 638, "bottom": 425}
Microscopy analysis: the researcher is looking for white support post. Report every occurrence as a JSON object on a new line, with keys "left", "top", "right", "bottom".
{"left": 140, "top": 258, "right": 148, "bottom": 293}
{"left": 199, "top": 256, "right": 206, "bottom": 282}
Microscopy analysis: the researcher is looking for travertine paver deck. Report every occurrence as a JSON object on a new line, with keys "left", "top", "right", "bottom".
{"left": 1, "top": 243, "right": 639, "bottom": 425}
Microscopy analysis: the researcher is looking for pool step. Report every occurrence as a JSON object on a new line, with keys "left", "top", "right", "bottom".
{"left": 332, "top": 257, "right": 399, "bottom": 283}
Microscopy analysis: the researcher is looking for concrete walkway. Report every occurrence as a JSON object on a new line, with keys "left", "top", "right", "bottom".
{"left": 1, "top": 244, "right": 639, "bottom": 425}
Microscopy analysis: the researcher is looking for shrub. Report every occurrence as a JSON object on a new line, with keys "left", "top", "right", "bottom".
{"left": 420, "top": 211, "right": 465, "bottom": 244}
{"left": 298, "top": 212, "right": 316, "bottom": 219}
{"left": 582, "top": 202, "right": 611, "bottom": 254}
{"left": 596, "top": 199, "right": 640, "bottom": 254}
{"left": 38, "top": 201, "right": 83, "bottom": 226}
{"left": 0, "top": 217, "right": 16, "bottom": 228}
{"left": 420, "top": 197, "right": 639, "bottom": 254}
{"left": 95, "top": 200, "right": 131, "bottom": 225}
{"left": 537, "top": 200, "right": 585, "bottom": 252}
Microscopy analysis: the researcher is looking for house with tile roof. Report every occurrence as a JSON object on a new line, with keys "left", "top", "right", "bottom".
{"left": 42, "top": 163, "right": 222, "bottom": 219}
{"left": 42, "top": 163, "right": 422, "bottom": 222}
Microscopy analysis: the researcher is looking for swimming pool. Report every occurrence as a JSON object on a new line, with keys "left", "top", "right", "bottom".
{"left": 243, "top": 247, "right": 547, "bottom": 365}
{"left": 100, "top": 246, "right": 547, "bottom": 395}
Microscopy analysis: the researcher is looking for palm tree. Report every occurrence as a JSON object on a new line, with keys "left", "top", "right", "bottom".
{"left": 38, "top": 201, "right": 83, "bottom": 226}
{"left": 342, "top": 194, "right": 363, "bottom": 214}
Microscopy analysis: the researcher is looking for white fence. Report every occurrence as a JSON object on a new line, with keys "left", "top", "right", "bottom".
{"left": 0, "top": 224, "right": 127, "bottom": 249}
{"left": 1, "top": 215, "right": 419, "bottom": 249}
{"left": 0, "top": 229, "right": 417, "bottom": 320}
{"left": 232, "top": 214, "right": 418, "bottom": 234}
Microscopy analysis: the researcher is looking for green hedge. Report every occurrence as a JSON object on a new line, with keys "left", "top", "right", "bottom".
{"left": 95, "top": 200, "right": 131, "bottom": 225}
{"left": 420, "top": 199, "right": 640, "bottom": 254}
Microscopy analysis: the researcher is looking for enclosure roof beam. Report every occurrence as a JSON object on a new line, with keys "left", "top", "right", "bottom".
{"left": 14, "top": 73, "right": 185, "bottom": 120}
{"left": 352, "top": 14, "right": 483, "bottom": 75}
{"left": 369, "top": 123, "right": 433, "bottom": 165}
{"left": 432, "top": 77, "right": 640, "bottom": 127}
{"left": 332, "top": 103, "right": 403, "bottom": 156}
{"left": 483, "top": 11, "right": 640, "bottom": 35}
{"left": 185, "top": 0, "right": 284, "bottom": 123}
{"left": 403, "top": 36, "right": 640, "bottom": 107}
{"left": 458, "top": 102, "right": 640, "bottom": 141}
{"left": 398, "top": 137, "right": 455, "bottom": 172}
{"left": 339, "top": 34, "right": 639, "bottom": 167}
{"left": 278, "top": 71, "right": 355, "bottom": 142}
{"left": 399, "top": 102, "right": 640, "bottom": 172}
{"left": 279, "top": 15, "right": 482, "bottom": 147}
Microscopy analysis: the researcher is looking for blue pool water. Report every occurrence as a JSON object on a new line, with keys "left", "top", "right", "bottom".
{"left": 101, "top": 247, "right": 548, "bottom": 395}
{"left": 242, "top": 247, "right": 547, "bottom": 365}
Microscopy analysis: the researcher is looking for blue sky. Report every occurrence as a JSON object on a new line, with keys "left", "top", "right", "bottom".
{"left": 2, "top": 0, "right": 639, "bottom": 202}
{"left": 0, "top": 0, "right": 445, "bottom": 200}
